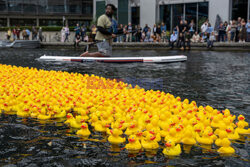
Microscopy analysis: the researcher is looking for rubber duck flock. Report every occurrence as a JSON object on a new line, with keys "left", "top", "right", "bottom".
{"left": 0, "top": 64, "right": 249, "bottom": 156}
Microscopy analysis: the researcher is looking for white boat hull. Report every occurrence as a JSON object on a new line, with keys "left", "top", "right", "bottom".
{"left": 39, "top": 55, "right": 187, "bottom": 63}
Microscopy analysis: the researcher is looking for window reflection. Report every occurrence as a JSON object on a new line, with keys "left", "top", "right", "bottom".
{"left": 173, "top": 4, "right": 183, "bottom": 28}
{"left": 159, "top": 5, "right": 171, "bottom": 31}
{"left": 131, "top": 7, "right": 140, "bottom": 25}
{"left": 232, "top": 0, "right": 248, "bottom": 20}
{"left": 10, "top": 18, "right": 36, "bottom": 26}
{"left": 0, "top": 18, "right": 7, "bottom": 26}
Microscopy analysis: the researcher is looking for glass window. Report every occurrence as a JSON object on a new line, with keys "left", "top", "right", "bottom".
{"left": 198, "top": 2, "right": 208, "bottom": 32}
{"left": 0, "top": 0, "right": 7, "bottom": 12}
{"left": 8, "top": 0, "right": 23, "bottom": 12}
{"left": 0, "top": 18, "right": 7, "bottom": 26}
{"left": 10, "top": 18, "right": 36, "bottom": 26}
{"left": 131, "top": 7, "right": 140, "bottom": 25}
{"left": 68, "top": 20, "right": 90, "bottom": 27}
{"left": 160, "top": 5, "right": 171, "bottom": 31}
{"left": 82, "top": 1, "right": 93, "bottom": 15}
{"left": 23, "top": 0, "right": 38, "bottom": 14}
{"left": 173, "top": 4, "right": 184, "bottom": 28}
{"left": 39, "top": 19, "right": 63, "bottom": 26}
{"left": 186, "top": 3, "right": 197, "bottom": 23}
{"left": 232, "top": 0, "right": 248, "bottom": 20}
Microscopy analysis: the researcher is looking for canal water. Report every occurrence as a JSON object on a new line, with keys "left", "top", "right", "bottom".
{"left": 0, "top": 48, "right": 249, "bottom": 166}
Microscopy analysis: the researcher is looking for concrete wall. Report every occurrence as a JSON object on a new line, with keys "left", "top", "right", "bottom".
{"left": 140, "top": 0, "right": 157, "bottom": 29}
{"left": 209, "top": 0, "right": 230, "bottom": 27}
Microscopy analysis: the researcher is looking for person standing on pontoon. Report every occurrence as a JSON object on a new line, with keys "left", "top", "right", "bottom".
{"left": 80, "top": 4, "right": 117, "bottom": 57}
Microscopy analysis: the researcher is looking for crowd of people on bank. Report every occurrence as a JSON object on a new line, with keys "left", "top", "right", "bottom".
{"left": 4, "top": 17, "right": 250, "bottom": 49}
{"left": 6, "top": 26, "right": 43, "bottom": 41}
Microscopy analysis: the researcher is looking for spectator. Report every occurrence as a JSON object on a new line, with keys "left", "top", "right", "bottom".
{"left": 143, "top": 24, "right": 149, "bottom": 33}
{"left": 184, "top": 20, "right": 189, "bottom": 33}
{"left": 81, "top": 25, "right": 86, "bottom": 42}
{"left": 185, "top": 31, "right": 191, "bottom": 50}
{"left": 12, "top": 28, "right": 17, "bottom": 41}
{"left": 161, "top": 22, "right": 167, "bottom": 42}
{"left": 74, "top": 34, "right": 81, "bottom": 48}
{"left": 84, "top": 34, "right": 89, "bottom": 42}
{"left": 178, "top": 20, "right": 186, "bottom": 35}
{"left": 126, "top": 22, "right": 133, "bottom": 42}
{"left": 16, "top": 26, "right": 21, "bottom": 40}
{"left": 230, "top": 20, "right": 237, "bottom": 42}
{"left": 191, "top": 31, "right": 200, "bottom": 43}
{"left": 135, "top": 25, "right": 142, "bottom": 42}
{"left": 200, "top": 32, "right": 208, "bottom": 43}
{"left": 201, "top": 21, "right": 208, "bottom": 36}
{"left": 145, "top": 28, "right": 151, "bottom": 42}
{"left": 206, "top": 23, "right": 214, "bottom": 36}
{"left": 246, "top": 19, "right": 250, "bottom": 42}
{"left": 235, "top": 17, "right": 242, "bottom": 42}
{"left": 153, "top": 24, "right": 157, "bottom": 36}
{"left": 7, "top": 28, "right": 11, "bottom": 40}
{"left": 26, "top": 29, "right": 30, "bottom": 40}
{"left": 64, "top": 25, "right": 70, "bottom": 42}
{"left": 91, "top": 24, "right": 97, "bottom": 42}
{"left": 224, "top": 21, "right": 229, "bottom": 41}
{"left": 218, "top": 22, "right": 225, "bottom": 42}
{"left": 239, "top": 20, "right": 247, "bottom": 43}
{"left": 32, "top": 26, "right": 37, "bottom": 40}
{"left": 38, "top": 27, "right": 43, "bottom": 42}
{"left": 226, "top": 21, "right": 232, "bottom": 42}
{"left": 117, "top": 24, "right": 123, "bottom": 43}
{"left": 61, "top": 27, "right": 65, "bottom": 42}
{"left": 156, "top": 24, "right": 161, "bottom": 42}
{"left": 22, "top": 29, "right": 27, "bottom": 40}
{"left": 189, "top": 19, "right": 195, "bottom": 37}
{"left": 207, "top": 31, "right": 216, "bottom": 48}
{"left": 177, "top": 32, "right": 185, "bottom": 50}
{"left": 123, "top": 25, "right": 128, "bottom": 42}
{"left": 169, "top": 31, "right": 177, "bottom": 49}
{"left": 74, "top": 23, "right": 81, "bottom": 38}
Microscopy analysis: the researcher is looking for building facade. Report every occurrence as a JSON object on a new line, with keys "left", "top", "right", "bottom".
{"left": 0, "top": 0, "right": 93, "bottom": 27}
{"left": 94, "top": 0, "right": 250, "bottom": 31}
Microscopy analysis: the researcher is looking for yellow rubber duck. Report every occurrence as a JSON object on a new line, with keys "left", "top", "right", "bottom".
{"left": 54, "top": 110, "right": 66, "bottom": 118}
{"left": 237, "top": 115, "right": 249, "bottom": 127}
{"left": 217, "top": 138, "right": 235, "bottom": 154}
{"left": 196, "top": 128, "right": 214, "bottom": 145}
{"left": 108, "top": 128, "right": 125, "bottom": 145}
{"left": 37, "top": 113, "right": 51, "bottom": 120}
{"left": 125, "top": 135, "right": 142, "bottom": 151}
{"left": 76, "top": 123, "right": 91, "bottom": 137}
{"left": 164, "top": 127, "right": 181, "bottom": 144}
{"left": 235, "top": 121, "right": 250, "bottom": 135}
{"left": 225, "top": 127, "right": 239, "bottom": 140}
{"left": 125, "top": 121, "right": 138, "bottom": 136}
{"left": 215, "top": 130, "right": 228, "bottom": 146}
{"left": 17, "top": 107, "right": 30, "bottom": 117}
{"left": 141, "top": 133, "right": 159, "bottom": 150}
{"left": 181, "top": 127, "right": 196, "bottom": 145}
{"left": 163, "top": 139, "right": 181, "bottom": 156}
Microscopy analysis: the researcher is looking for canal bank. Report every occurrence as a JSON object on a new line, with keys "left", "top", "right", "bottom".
{"left": 41, "top": 42, "right": 250, "bottom": 51}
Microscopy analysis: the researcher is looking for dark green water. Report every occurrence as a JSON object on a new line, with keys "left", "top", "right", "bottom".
{"left": 0, "top": 48, "right": 249, "bottom": 166}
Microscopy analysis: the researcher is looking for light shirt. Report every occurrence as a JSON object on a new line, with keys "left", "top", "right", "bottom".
{"left": 246, "top": 22, "right": 250, "bottom": 33}
{"left": 201, "top": 23, "right": 208, "bottom": 33}
{"left": 95, "top": 14, "right": 112, "bottom": 41}
{"left": 170, "top": 34, "right": 177, "bottom": 42}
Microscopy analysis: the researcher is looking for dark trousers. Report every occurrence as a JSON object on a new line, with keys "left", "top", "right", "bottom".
{"left": 177, "top": 40, "right": 185, "bottom": 48}
{"left": 169, "top": 41, "right": 176, "bottom": 48}
{"left": 185, "top": 41, "right": 190, "bottom": 49}
{"left": 207, "top": 40, "right": 214, "bottom": 48}
{"left": 235, "top": 30, "right": 239, "bottom": 42}
{"left": 218, "top": 33, "right": 224, "bottom": 42}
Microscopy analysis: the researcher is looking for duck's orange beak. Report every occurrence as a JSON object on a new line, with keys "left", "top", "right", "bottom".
{"left": 176, "top": 128, "right": 181, "bottom": 132}
{"left": 239, "top": 117, "right": 244, "bottom": 120}
{"left": 105, "top": 124, "right": 110, "bottom": 128}
{"left": 81, "top": 125, "right": 87, "bottom": 129}
{"left": 150, "top": 136, "right": 156, "bottom": 140}
{"left": 149, "top": 131, "right": 155, "bottom": 135}
{"left": 137, "top": 132, "right": 143, "bottom": 136}
{"left": 130, "top": 124, "right": 135, "bottom": 128}
{"left": 226, "top": 129, "right": 232, "bottom": 133}
{"left": 208, "top": 132, "right": 213, "bottom": 136}
{"left": 195, "top": 129, "right": 201, "bottom": 133}
{"left": 165, "top": 143, "right": 171, "bottom": 147}
{"left": 129, "top": 138, "right": 135, "bottom": 142}
{"left": 66, "top": 115, "right": 71, "bottom": 118}
{"left": 120, "top": 120, "right": 125, "bottom": 124}
{"left": 192, "top": 122, "right": 197, "bottom": 125}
